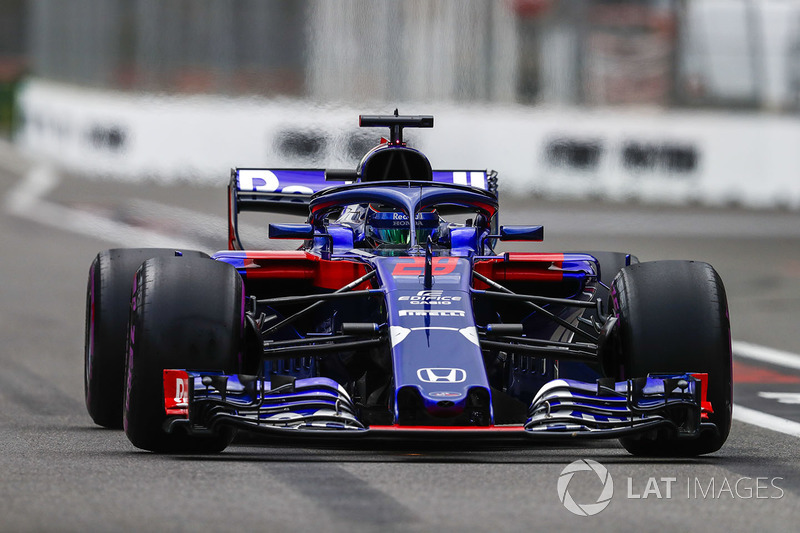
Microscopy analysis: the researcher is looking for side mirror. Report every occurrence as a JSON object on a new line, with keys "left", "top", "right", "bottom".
{"left": 268, "top": 223, "right": 314, "bottom": 239}
{"left": 499, "top": 225, "right": 544, "bottom": 242}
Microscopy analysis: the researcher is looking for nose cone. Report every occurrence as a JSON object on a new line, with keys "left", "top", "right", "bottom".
{"left": 428, "top": 392, "right": 466, "bottom": 418}
{"left": 376, "top": 256, "right": 493, "bottom": 426}
{"left": 396, "top": 386, "right": 491, "bottom": 426}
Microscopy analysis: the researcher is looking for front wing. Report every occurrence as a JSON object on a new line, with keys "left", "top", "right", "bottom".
{"left": 162, "top": 371, "right": 717, "bottom": 441}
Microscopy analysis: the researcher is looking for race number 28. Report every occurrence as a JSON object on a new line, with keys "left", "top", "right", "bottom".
{"left": 392, "top": 257, "right": 458, "bottom": 276}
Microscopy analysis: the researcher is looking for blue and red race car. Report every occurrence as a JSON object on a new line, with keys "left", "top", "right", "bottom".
{"left": 84, "top": 113, "right": 732, "bottom": 455}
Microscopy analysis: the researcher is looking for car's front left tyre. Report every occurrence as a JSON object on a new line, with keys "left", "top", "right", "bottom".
{"left": 123, "top": 255, "right": 243, "bottom": 453}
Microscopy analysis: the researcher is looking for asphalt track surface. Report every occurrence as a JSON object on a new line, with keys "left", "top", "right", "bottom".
{"left": 2, "top": 142, "right": 800, "bottom": 532}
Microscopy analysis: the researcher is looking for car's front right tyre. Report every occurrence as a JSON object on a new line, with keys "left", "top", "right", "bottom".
{"left": 612, "top": 260, "right": 732, "bottom": 456}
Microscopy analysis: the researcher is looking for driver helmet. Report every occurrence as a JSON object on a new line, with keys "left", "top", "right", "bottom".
{"left": 365, "top": 205, "right": 439, "bottom": 246}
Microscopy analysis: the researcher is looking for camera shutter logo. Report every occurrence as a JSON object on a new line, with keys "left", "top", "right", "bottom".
{"left": 557, "top": 459, "right": 614, "bottom": 516}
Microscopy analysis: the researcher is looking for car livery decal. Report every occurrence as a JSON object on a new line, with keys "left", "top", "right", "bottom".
{"left": 371, "top": 256, "right": 492, "bottom": 422}
{"left": 399, "top": 309, "right": 466, "bottom": 317}
{"left": 417, "top": 368, "right": 467, "bottom": 383}
{"left": 392, "top": 257, "right": 458, "bottom": 277}
{"left": 236, "top": 169, "right": 493, "bottom": 196}
{"left": 398, "top": 289, "right": 462, "bottom": 305}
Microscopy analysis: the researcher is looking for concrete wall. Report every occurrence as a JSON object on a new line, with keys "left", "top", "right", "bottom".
{"left": 15, "top": 78, "right": 800, "bottom": 210}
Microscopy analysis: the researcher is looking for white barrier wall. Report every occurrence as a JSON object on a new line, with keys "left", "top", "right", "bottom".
{"left": 15, "top": 79, "right": 800, "bottom": 210}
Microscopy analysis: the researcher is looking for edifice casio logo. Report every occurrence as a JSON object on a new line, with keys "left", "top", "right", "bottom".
{"left": 557, "top": 459, "right": 614, "bottom": 516}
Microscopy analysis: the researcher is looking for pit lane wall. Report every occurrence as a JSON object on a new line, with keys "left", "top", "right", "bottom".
{"left": 14, "top": 79, "right": 800, "bottom": 210}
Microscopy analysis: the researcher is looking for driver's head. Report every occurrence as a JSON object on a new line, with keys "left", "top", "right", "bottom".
{"left": 365, "top": 205, "right": 439, "bottom": 246}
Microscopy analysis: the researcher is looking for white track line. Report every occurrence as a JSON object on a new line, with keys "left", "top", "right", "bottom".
{"left": 733, "top": 404, "right": 800, "bottom": 438}
{"left": 732, "top": 340, "right": 800, "bottom": 372}
{"left": 732, "top": 342, "right": 800, "bottom": 438}
{"left": 2, "top": 163, "right": 58, "bottom": 212}
{"left": 2, "top": 156, "right": 286, "bottom": 251}
{"left": 3, "top": 163, "right": 208, "bottom": 250}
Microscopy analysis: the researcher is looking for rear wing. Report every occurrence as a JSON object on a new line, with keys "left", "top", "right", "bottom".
{"left": 227, "top": 168, "right": 498, "bottom": 250}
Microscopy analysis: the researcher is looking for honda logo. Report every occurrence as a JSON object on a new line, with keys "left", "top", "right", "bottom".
{"left": 416, "top": 368, "right": 467, "bottom": 383}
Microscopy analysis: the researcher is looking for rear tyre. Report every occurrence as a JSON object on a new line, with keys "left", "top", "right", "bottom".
{"left": 123, "top": 255, "right": 243, "bottom": 453}
{"left": 84, "top": 248, "right": 209, "bottom": 428}
{"left": 612, "top": 261, "right": 732, "bottom": 456}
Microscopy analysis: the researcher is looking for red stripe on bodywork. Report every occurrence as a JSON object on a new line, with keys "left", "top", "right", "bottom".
{"left": 505, "top": 253, "right": 565, "bottom": 265}
{"left": 473, "top": 253, "right": 564, "bottom": 288}
{"left": 241, "top": 251, "right": 372, "bottom": 290}
{"left": 472, "top": 201, "right": 498, "bottom": 218}
{"left": 369, "top": 425, "right": 524, "bottom": 431}
{"left": 246, "top": 251, "right": 308, "bottom": 259}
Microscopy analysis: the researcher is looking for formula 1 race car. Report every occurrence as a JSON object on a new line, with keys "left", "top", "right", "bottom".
{"left": 84, "top": 113, "right": 732, "bottom": 456}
